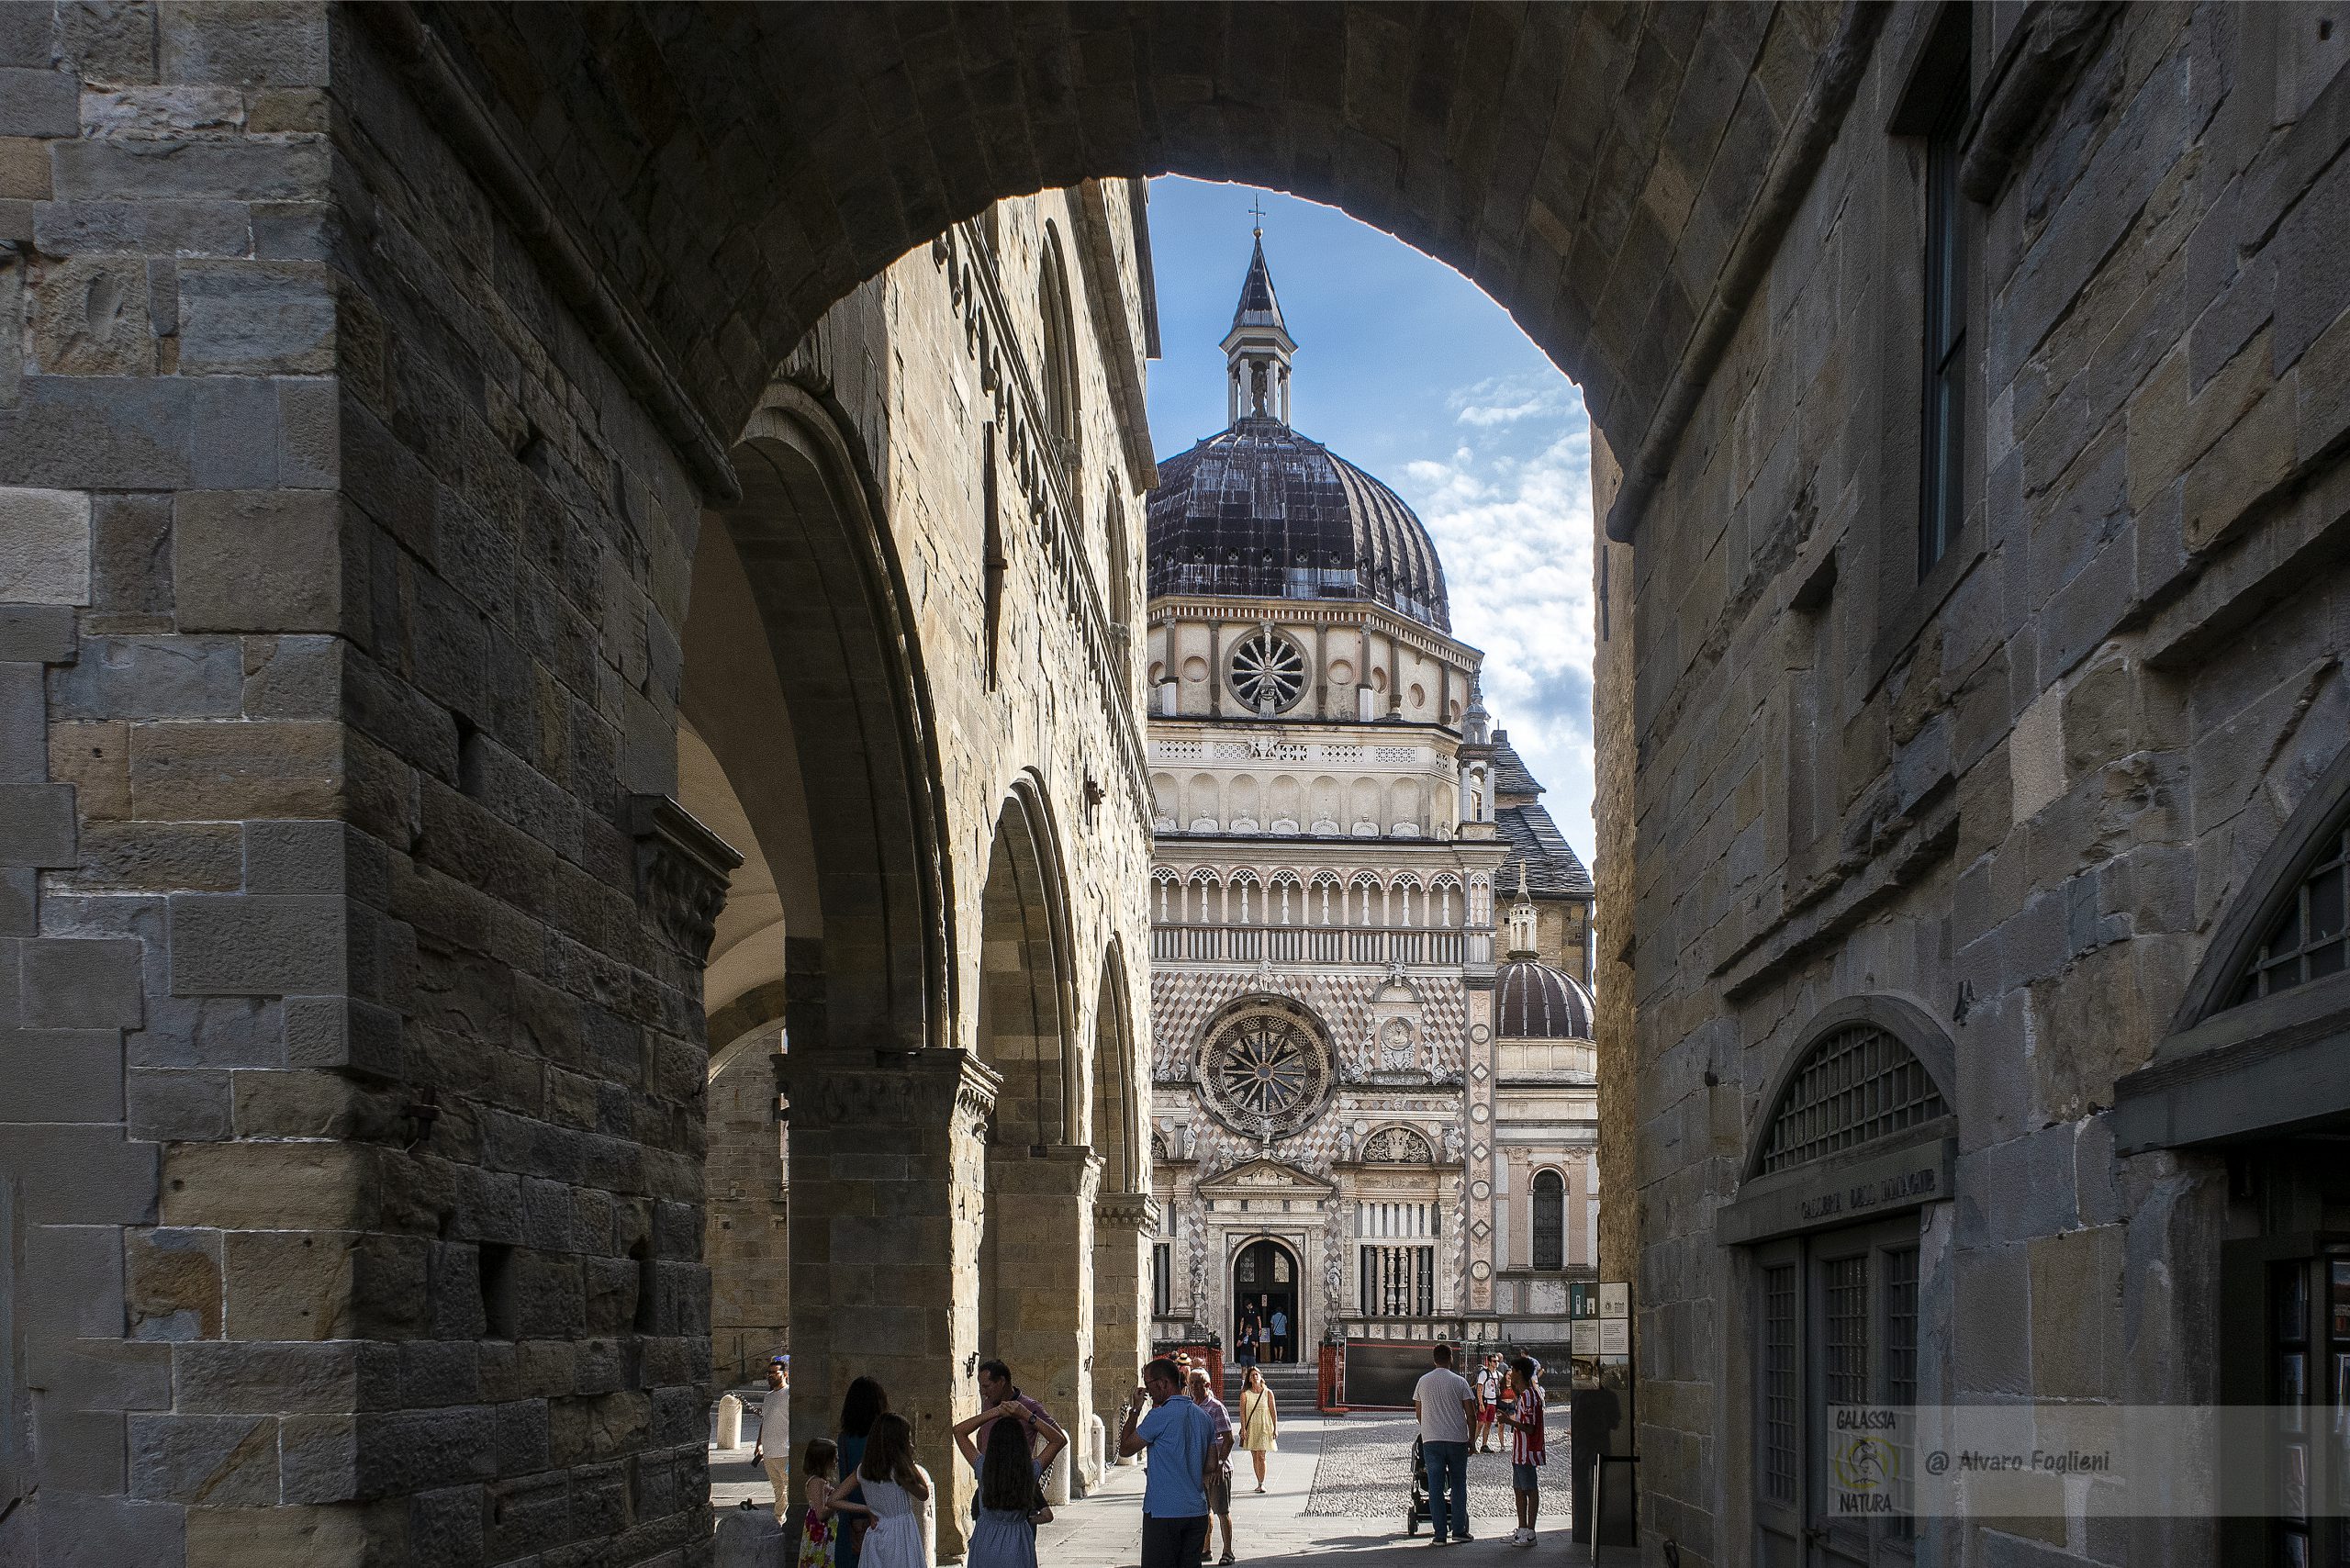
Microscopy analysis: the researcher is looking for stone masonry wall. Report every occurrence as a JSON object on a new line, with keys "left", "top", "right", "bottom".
{"left": 1598, "top": 6, "right": 2350, "bottom": 1566}
{"left": 0, "top": 7, "right": 1154, "bottom": 1564}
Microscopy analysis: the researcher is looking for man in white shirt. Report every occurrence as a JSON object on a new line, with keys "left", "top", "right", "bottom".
{"left": 1413, "top": 1344, "right": 1479, "bottom": 1545}
{"left": 750, "top": 1358, "right": 790, "bottom": 1520}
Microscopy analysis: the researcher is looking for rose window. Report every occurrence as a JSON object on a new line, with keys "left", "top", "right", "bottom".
{"left": 1198, "top": 998, "right": 1333, "bottom": 1139}
{"left": 1227, "top": 628, "right": 1306, "bottom": 715}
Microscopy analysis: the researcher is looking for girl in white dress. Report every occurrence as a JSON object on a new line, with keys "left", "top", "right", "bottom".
{"left": 839, "top": 1413, "right": 929, "bottom": 1568}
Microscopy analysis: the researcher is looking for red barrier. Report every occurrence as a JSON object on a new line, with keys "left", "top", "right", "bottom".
{"left": 1318, "top": 1342, "right": 1341, "bottom": 1413}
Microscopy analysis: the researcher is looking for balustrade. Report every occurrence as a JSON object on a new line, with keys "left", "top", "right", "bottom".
{"left": 1148, "top": 923, "right": 1472, "bottom": 966}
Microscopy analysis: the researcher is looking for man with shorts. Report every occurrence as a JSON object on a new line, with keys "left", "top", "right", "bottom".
{"left": 1188, "top": 1367, "right": 1237, "bottom": 1563}
{"left": 1121, "top": 1357, "right": 1215, "bottom": 1568}
{"left": 1474, "top": 1353, "right": 1503, "bottom": 1452}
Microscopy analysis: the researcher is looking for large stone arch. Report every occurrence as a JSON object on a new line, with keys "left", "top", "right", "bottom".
{"left": 1087, "top": 940, "right": 1152, "bottom": 1473}
{"left": 365, "top": 3, "right": 1864, "bottom": 540}
{"left": 975, "top": 776, "right": 1096, "bottom": 1495}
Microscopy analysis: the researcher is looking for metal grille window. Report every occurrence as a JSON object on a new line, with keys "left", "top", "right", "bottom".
{"left": 1359, "top": 1245, "right": 1435, "bottom": 1316}
{"left": 2231, "top": 805, "right": 2350, "bottom": 1006}
{"left": 1763, "top": 1264, "right": 1798, "bottom": 1506}
{"left": 1824, "top": 1255, "right": 1869, "bottom": 1407}
{"left": 1532, "top": 1170, "right": 1566, "bottom": 1271}
{"left": 1152, "top": 1243, "right": 1172, "bottom": 1316}
{"left": 1758, "top": 1025, "right": 1947, "bottom": 1175}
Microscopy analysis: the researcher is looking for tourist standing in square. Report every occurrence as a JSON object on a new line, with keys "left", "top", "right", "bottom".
{"left": 1120, "top": 1357, "right": 1215, "bottom": 1568}
{"left": 753, "top": 1359, "right": 792, "bottom": 1520}
{"left": 1413, "top": 1344, "right": 1478, "bottom": 1545}
{"left": 1502, "top": 1356, "right": 1547, "bottom": 1545}
{"left": 1187, "top": 1367, "right": 1237, "bottom": 1564}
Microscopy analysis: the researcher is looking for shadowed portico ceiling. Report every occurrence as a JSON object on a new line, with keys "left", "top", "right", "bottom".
{"left": 367, "top": 2, "right": 1858, "bottom": 534}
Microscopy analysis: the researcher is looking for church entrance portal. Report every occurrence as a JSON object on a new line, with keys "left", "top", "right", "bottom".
{"left": 1235, "top": 1238, "right": 1303, "bottom": 1364}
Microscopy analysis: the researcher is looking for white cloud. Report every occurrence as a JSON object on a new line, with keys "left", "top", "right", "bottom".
{"left": 1390, "top": 374, "right": 1599, "bottom": 867}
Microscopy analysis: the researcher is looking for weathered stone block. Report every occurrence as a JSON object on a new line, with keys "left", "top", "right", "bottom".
{"left": 25, "top": 1335, "right": 172, "bottom": 1411}
{"left": 3, "top": 1124, "right": 159, "bottom": 1224}
{"left": 1, "top": 1025, "right": 124, "bottom": 1120}
{"left": 33, "top": 1398, "right": 129, "bottom": 1493}
{"left": 281, "top": 993, "right": 399, "bottom": 1076}
{"left": 125, "top": 1065, "right": 230, "bottom": 1140}
{"left": 175, "top": 1339, "right": 363, "bottom": 1416}
{"left": 32, "top": 254, "right": 156, "bottom": 375}
{"left": 221, "top": 1227, "right": 353, "bottom": 1340}
{"left": 184, "top": 1500, "right": 371, "bottom": 1567}
{"left": 127, "top": 1226, "right": 225, "bottom": 1343}
{"left": 177, "top": 261, "right": 333, "bottom": 375}
{"left": 173, "top": 489, "right": 342, "bottom": 632}
{"left": 70, "top": 821, "right": 242, "bottom": 891}
{"left": 0, "top": 65, "right": 74, "bottom": 134}
{"left": 0, "top": 486, "right": 92, "bottom": 602}
{"left": 131, "top": 718, "right": 340, "bottom": 819}
{"left": 21, "top": 935, "right": 142, "bottom": 1026}
{"left": 0, "top": 780, "right": 76, "bottom": 866}
{"left": 0, "top": 603, "right": 75, "bottom": 662}
{"left": 158, "top": 0, "right": 329, "bottom": 88}
{"left": 50, "top": 135, "right": 327, "bottom": 201}
{"left": 54, "top": 636, "right": 242, "bottom": 719}
{"left": 276, "top": 1412, "right": 359, "bottom": 1506}
{"left": 167, "top": 890, "right": 343, "bottom": 995}
{"left": 21, "top": 1223, "right": 127, "bottom": 1340}
{"left": 129, "top": 1410, "right": 280, "bottom": 1505}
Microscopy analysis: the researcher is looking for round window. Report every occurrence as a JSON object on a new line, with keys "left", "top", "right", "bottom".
{"left": 1227, "top": 627, "right": 1307, "bottom": 715}
{"left": 1197, "top": 996, "right": 1334, "bottom": 1140}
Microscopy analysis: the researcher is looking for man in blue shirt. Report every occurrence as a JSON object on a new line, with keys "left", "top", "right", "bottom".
{"left": 1120, "top": 1357, "right": 1214, "bottom": 1568}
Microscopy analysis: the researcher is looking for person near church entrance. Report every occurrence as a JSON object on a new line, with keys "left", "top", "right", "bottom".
{"left": 1121, "top": 1357, "right": 1216, "bottom": 1568}
{"left": 834, "top": 1413, "right": 929, "bottom": 1568}
{"left": 754, "top": 1359, "right": 792, "bottom": 1520}
{"left": 1473, "top": 1354, "right": 1504, "bottom": 1453}
{"left": 1237, "top": 1304, "right": 1261, "bottom": 1367}
{"left": 1187, "top": 1368, "right": 1237, "bottom": 1564}
{"left": 834, "top": 1377, "right": 889, "bottom": 1568}
{"left": 973, "top": 1360, "right": 1068, "bottom": 1496}
{"left": 1237, "top": 1365, "right": 1279, "bottom": 1494}
{"left": 1413, "top": 1344, "right": 1480, "bottom": 1545}
{"left": 1500, "top": 1356, "right": 1547, "bottom": 1547}
{"left": 1270, "top": 1306, "right": 1289, "bottom": 1364}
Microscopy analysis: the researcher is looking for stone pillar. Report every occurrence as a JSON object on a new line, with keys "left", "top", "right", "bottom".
{"left": 984, "top": 1144, "right": 1098, "bottom": 1498}
{"left": 1090, "top": 1191, "right": 1157, "bottom": 1478}
{"left": 783, "top": 1048, "right": 998, "bottom": 1559}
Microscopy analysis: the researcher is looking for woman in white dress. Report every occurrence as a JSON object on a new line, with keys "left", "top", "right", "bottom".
{"left": 838, "top": 1412, "right": 930, "bottom": 1568}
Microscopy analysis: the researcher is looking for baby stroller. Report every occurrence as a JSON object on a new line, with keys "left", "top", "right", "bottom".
{"left": 1404, "top": 1434, "right": 1433, "bottom": 1536}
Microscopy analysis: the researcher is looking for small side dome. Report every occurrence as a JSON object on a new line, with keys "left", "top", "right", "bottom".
{"left": 1494, "top": 960, "right": 1595, "bottom": 1040}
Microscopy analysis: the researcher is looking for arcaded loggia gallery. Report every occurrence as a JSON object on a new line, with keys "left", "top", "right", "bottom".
{"left": 1, "top": 4, "right": 2347, "bottom": 1568}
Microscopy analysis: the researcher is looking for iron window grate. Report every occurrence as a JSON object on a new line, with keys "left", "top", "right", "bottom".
{"left": 1758, "top": 1025, "right": 1947, "bottom": 1175}
{"left": 1763, "top": 1264, "right": 1797, "bottom": 1506}
{"left": 2232, "top": 807, "right": 2350, "bottom": 1007}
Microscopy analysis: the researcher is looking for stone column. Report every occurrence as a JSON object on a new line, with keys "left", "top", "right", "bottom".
{"left": 783, "top": 1048, "right": 998, "bottom": 1558}
{"left": 984, "top": 1144, "right": 1099, "bottom": 1503}
{"left": 1089, "top": 1191, "right": 1157, "bottom": 1483}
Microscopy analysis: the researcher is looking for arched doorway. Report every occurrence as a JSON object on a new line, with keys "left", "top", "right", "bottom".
{"left": 1233, "top": 1238, "right": 1304, "bottom": 1365}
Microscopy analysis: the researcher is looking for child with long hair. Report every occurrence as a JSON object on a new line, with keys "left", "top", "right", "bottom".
{"left": 953, "top": 1402, "right": 1046, "bottom": 1568}
{"left": 838, "top": 1412, "right": 929, "bottom": 1568}
{"left": 798, "top": 1437, "right": 872, "bottom": 1568}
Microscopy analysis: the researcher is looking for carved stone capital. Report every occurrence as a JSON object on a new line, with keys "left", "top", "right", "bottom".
{"left": 630, "top": 794, "right": 741, "bottom": 963}
{"left": 780, "top": 1047, "right": 1002, "bottom": 1136}
{"left": 1093, "top": 1191, "right": 1159, "bottom": 1233}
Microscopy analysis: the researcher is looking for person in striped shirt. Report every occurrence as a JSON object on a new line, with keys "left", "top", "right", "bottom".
{"left": 1500, "top": 1356, "right": 1547, "bottom": 1546}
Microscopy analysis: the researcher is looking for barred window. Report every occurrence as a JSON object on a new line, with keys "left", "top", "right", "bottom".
{"left": 2230, "top": 802, "right": 2350, "bottom": 1007}
{"left": 1762, "top": 1264, "right": 1797, "bottom": 1505}
{"left": 1758, "top": 1025, "right": 1947, "bottom": 1176}
{"left": 1532, "top": 1170, "right": 1566, "bottom": 1271}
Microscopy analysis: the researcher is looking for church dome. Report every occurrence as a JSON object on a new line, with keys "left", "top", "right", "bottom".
{"left": 1494, "top": 960, "right": 1595, "bottom": 1040}
{"left": 1146, "top": 232, "right": 1450, "bottom": 633}
{"left": 1147, "top": 423, "right": 1451, "bottom": 633}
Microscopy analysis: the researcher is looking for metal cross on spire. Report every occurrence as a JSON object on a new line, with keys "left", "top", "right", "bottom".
{"left": 1248, "top": 195, "right": 1268, "bottom": 236}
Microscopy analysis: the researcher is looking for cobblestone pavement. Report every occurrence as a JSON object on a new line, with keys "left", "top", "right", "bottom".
{"left": 1302, "top": 1414, "right": 1526, "bottom": 1520}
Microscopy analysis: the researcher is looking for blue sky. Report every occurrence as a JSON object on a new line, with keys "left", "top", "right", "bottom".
{"left": 1142, "top": 176, "right": 1599, "bottom": 868}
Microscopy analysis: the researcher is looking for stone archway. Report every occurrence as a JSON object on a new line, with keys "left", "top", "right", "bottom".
{"left": 1087, "top": 942, "right": 1153, "bottom": 1478}
{"left": 974, "top": 778, "right": 1096, "bottom": 1498}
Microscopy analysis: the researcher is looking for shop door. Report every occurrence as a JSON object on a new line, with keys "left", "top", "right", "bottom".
{"left": 1753, "top": 1220, "right": 1922, "bottom": 1567}
{"left": 2223, "top": 1233, "right": 2350, "bottom": 1566}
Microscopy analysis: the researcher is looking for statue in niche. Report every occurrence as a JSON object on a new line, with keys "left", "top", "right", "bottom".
{"left": 1337, "top": 1123, "right": 1357, "bottom": 1162}
{"left": 1441, "top": 1123, "right": 1463, "bottom": 1163}
{"left": 1182, "top": 1120, "right": 1200, "bottom": 1160}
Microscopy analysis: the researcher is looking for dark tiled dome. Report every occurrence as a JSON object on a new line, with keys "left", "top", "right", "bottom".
{"left": 1494, "top": 960, "right": 1595, "bottom": 1040}
{"left": 1147, "top": 420, "right": 1451, "bottom": 633}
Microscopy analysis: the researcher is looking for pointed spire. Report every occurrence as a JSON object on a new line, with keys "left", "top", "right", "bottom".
{"left": 1222, "top": 229, "right": 1296, "bottom": 427}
